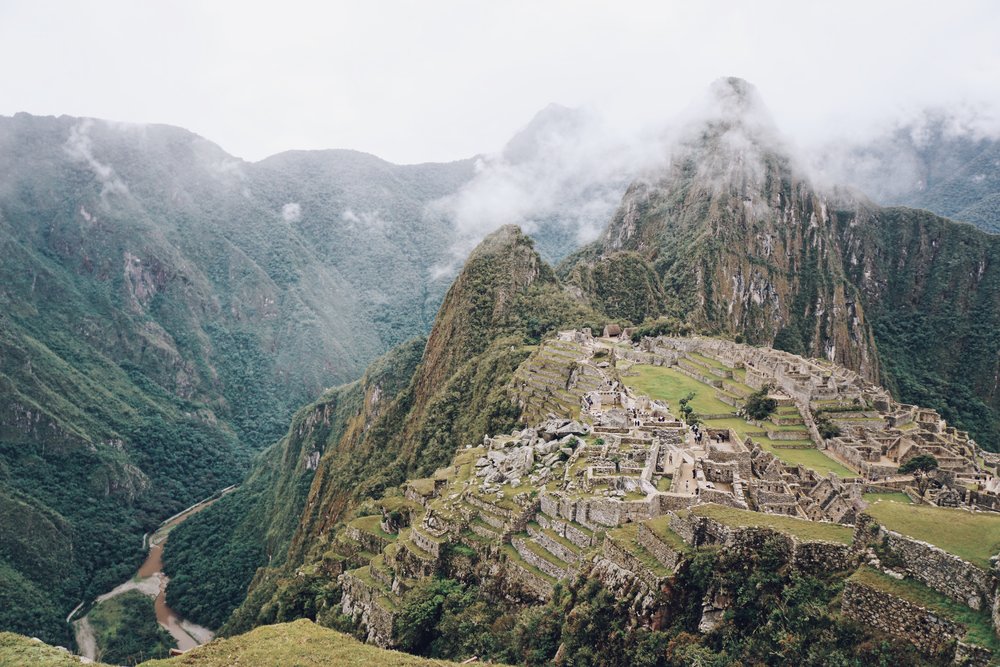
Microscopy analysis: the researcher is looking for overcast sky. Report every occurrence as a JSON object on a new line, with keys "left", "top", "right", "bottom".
{"left": 1, "top": 1, "right": 998, "bottom": 164}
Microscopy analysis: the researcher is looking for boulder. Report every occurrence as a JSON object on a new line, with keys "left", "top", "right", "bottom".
{"left": 556, "top": 420, "right": 588, "bottom": 436}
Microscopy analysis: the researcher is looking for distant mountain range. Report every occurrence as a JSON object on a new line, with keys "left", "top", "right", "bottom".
{"left": 1, "top": 82, "right": 999, "bottom": 647}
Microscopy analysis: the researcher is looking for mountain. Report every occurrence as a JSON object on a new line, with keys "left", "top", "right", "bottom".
{"left": 817, "top": 110, "right": 1000, "bottom": 233}
{"left": 161, "top": 222, "right": 1000, "bottom": 665}
{"left": 562, "top": 77, "right": 1000, "bottom": 449}
{"left": 0, "top": 112, "right": 534, "bottom": 643}
{"left": 161, "top": 226, "right": 600, "bottom": 632}
{"left": 431, "top": 103, "right": 636, "bottom": 266}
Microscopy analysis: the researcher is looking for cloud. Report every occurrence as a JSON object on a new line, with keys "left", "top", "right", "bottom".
{"left": 805, "top": 104, "right": 1000, "bottom": 202}
{"left": 64, "top": 119, "right": 129, "bottom": 204}
{"left": 341, "top": 208, "right": 387, "bottom": 232}
{"left": 281, "top": 201, "right": 301, "bottom": 222}
{"left": 427, "top": 103, "right": 670, "bottom": 276}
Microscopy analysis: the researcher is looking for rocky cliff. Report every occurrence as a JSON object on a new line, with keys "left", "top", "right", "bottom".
{"left": 564, "top": 78, "right": 1000, "bottom": 449}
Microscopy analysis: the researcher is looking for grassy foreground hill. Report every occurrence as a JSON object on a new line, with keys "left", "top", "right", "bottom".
{"left": 1, "top": 619, "right": 470, "bottom": 667}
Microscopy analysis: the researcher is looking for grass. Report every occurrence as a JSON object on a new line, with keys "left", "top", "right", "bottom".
{"left": 349, "top": 514, "right": 397, "bottom": 541}
{"left": 517, "top": 535, "right": 570, "bottom": 569}
{"left": 753, "top": 440, "right": 856, "bottom": 477}
{"left": 642, "top": 516, "right": 690, "bottom": 552}
{"left": 687, "top": 352, "right": 727, "bottom": 370}
{"left": 501, "top": 544, "right": 556, "bottom": 583}
{"left": 0, "top": 633, "right": 114, "bottom": 667}
{"left": 138, "top": 618, "right": 474, "bottom": 666}
{"left": 691, "top": 504, "right": 854, "bottom": 544}
{"left": 607, "top": 525, "right": 673, "bottom": 577}
{"left": 529, "top": 523, "right": 582, "bottom": 555}
{"left": 656, "top": 476, "right": 672, "bottom": 492}
{"left": 849, "top": 567, "right": 1000, "bottom": 653}
{"left": 865, "top": 502, "right": 1000, "bottom": 569}
{"left": 862, "top": 492, "right": 912, "bottom": 505}
{"left": 622, "top": 365, "right": 733, "bottom": 415}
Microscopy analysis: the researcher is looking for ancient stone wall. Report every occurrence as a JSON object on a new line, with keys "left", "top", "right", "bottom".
{"left": 346, "top": 524, "right": 393, "bottom": 554}
{"left": 602, "top": 535, "right": 664, "bottom": 589}
{"left": 527, "top": 523, "right": 579, "bottom": 563}
{"left": 513, "top": 536, "right": 568, "bottom": 580}
{"left": 339, "top": 572, "right": 397, "bottom": 648}
{"left": 842, "top": 579, "right": 976, "bottom": 663}
{"left": 409, "top": 526, "right": 443, "bottom": 558}
{"left": 501, "top": 558, "right": 553, "bottom": 601}
{"left": 881, "top": 530, "right": 995, "bottom": 611}
{"left": 637, "top": 523, "right": 683, "bottom": 570}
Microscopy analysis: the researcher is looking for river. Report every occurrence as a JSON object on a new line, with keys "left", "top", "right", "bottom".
{"left": 72, "top": 485, "right": 237, "bottom": 660}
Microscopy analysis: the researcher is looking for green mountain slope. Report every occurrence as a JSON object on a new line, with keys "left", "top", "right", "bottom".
{"left": 163, "top": 226, "right": 600, "bottom": 633}
{"left": 563, "top": 78, "right": 1000, "bottom": 449}
{"left": 0, "top": 113, "right": 476, "bottom": 644}
{"left": 821, "top": 111, "right": 1000, "bottom": 234}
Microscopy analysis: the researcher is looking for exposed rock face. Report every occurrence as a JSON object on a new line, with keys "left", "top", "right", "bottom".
{"left": 568, "top": 78, "right": 879, "bottom": 379}
{"left": 564, "top": 78, "right": 1000, "bottom": 448}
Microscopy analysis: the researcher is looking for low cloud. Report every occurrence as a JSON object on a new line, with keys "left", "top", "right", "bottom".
{"left": 281, "top": 201, "right": 302, "bottom": 222}
{"left": 64, "top": 119, "right": 129, "bottom": 204}
{"left": 427, "top": 103, "right": 670, "bottom": 277}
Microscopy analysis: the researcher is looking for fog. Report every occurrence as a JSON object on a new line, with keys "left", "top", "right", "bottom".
{"left": 2, "top": 1, "right": 997, "bottom": 165}
{"left": 3, "top": 1, "right": 999, "bottom": 261}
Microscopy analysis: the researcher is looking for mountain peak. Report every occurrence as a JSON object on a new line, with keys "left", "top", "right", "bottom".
{"left": 502, "top": 104, "right": 589, "bottom": 163}
{"left": 687, "top": 76, "right": 780, "bottom": 146}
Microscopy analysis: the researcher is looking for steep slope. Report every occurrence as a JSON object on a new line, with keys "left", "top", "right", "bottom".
{"left": 2, "top": 619, "right": 474, "bottom": 667}
{"left": 165, "top": 226, "right": 600, "bottom": 633}
{"left": 564, "top": 78, "right": 1000, "bottom": 449}
{"left": 0, "top": 113, "right": 474, "bottom": 643}
{"left": 162, "top": 338, "right": 425, "bottom": 628}
{"left": 564, "top": 78, "right": 879, "bottom": 377}
{"left": 818, "top": 111, "right": 1000, "bottom": 233}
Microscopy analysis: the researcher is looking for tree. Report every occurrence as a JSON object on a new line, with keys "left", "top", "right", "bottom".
{"left": 898, "top": 454, "right": 939, "bottom": 495}
{"left": 678, "top": 392, "right": 700, "bottom": 426}
{"left": 742, "top": 385, "right": 777, "bottom": 421}
{"left": 814, "top": 413, "right": 841, "bottom": 440}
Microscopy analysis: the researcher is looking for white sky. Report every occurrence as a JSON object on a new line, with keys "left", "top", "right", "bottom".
{"left": 1, "top": 0, "right": 998, "bottom": 164}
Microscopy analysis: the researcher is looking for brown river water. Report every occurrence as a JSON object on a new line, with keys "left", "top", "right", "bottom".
{"left": 73, "top": 486, "right": 236, "bottom": 658}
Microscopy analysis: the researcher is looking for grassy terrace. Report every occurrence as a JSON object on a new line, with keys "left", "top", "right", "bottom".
{"left": 688, "top": 352, "right": 727, "bottom": 370}
{"left": 643, "top": 516, "right": 691, "bottom": 552}
{"left": 517, "top": 533, "right": 570, "bottom": 568}
{"left": 850, "top": 567, "right": 1000, "bottom": 653}
{"left": 865, "top": 502, "right": 1000, "bottom": 569}
{"left": 501, "top": 544, "right": 556, "bottom": 583}
{"left": 623, "top": 365, "right": 733, "bottom": 414}
{"left": 625, "top": 363, "right": 856, "bottom": 477}
{"left": 349, "top": 514, "right": 398, "bottom": 540}
{"left": 691, "top": 504, "right": 854, "bottom": 544}
{"left": 607, "top": 524, "right": 673, "bottom": 577}
{"left": 862, "top": 492, "right": 912, "bottom": 505}
{"left": 753, "top": 440, "right": 856, "bottom": 477}
{"left": 529, "top": 522, "right": 583, "bottom": 555}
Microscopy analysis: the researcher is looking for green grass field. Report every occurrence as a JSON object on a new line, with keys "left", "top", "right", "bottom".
{"left": 691, "top": 504, "right": 854, "bottom": 544}
{"left": 623, "top": 365, "right": 733, "bottom": 415}
{"left": 624, "top": 364, "right": 852, "bottom": 477}
{"left": 754, "top": 441, "right": 856, "bottom": 477}
{"left": 865, "top": 502, "right": 1000, "bottom": 569}
{"left": 687, "top": 352, "right": 727, "bottom": 370}
{"left": 862, "top": 492, "right": 912, "bottom": 505}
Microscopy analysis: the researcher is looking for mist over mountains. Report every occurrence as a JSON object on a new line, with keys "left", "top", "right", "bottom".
{"left": 1, "top": 75, "right": 999, "bottom": 655}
